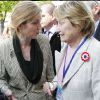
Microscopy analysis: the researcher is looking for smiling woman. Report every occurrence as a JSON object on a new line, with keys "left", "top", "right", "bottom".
{"left": 43, "top": 1, "right": 100, "bottom": 100}
{"left": 0, "top": 1, "right": 54, "bottom": 100}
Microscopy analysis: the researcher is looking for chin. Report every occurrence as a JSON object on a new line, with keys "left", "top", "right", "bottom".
{"left": 32, "top": 37, "right": 36, "bottom": 39}
{"left": 31, "top": 35, "right": 37, "bottom": 39}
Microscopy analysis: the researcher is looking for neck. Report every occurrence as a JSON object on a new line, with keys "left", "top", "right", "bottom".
{"left": 44, "top": 22, "right": 54, "bottom": 31}
{"left": 68, "top": 36, "right": 83, "bottom": 49}
{"left": 17, "top": 34, "right": 31, "bottom": 46}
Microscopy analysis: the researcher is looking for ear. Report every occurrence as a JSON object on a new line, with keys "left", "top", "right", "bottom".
{"left": 17, "top": 25, "right": 21, "bottom": 31}
{"left": 94, "top": 5, "right": 100, "bottom": 15}
{"left": 51, "top": 15, "right": 56, "bottom": 21}
{"left": 17, "top": 24, "right": 24, "bottom": 32}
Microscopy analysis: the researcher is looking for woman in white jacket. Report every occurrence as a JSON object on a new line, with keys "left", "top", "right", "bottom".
{"left": 43, "top": 1, "right": 100, "bottom": 100}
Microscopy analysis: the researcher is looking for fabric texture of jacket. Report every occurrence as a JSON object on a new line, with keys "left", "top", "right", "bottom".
{"left": 55, "top": 37, "right": 100, "bottom": 100}
{"left": 0, "top": 34, "right": 54, "bottom": 100}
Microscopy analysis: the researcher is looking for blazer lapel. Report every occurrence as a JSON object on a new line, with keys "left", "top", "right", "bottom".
{"left": 55, "top": 43, "right": 67, "bottom": 73}
{"left": 63, "top": 38, "right": 92, "bottom": 86}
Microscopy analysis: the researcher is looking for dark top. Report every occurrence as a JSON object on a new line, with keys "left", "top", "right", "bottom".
{"left": 94, "top": 21, "right": 100, "bottom": 41}
{"left": 13, "top": 33, "right": 43, "bottom": 84}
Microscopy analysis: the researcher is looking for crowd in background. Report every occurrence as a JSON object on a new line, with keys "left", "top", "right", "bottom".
{"left": 0, "top": 1, "right": 100, "bottom": 100}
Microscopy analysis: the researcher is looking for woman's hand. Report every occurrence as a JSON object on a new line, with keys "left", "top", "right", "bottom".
{"left": 7, "top": 95, "right": 17, "bottom": 100}
{"left": 4, "top": 89, "right": 17, "bottom": 100}
{"left": 43, "top": 82, "right": 57, "bottom": 96}
{"left": 43, "top": 82, "right": 52, "bottom": 96}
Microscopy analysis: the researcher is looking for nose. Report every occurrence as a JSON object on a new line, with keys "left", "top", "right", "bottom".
{"left": 37, "top": 22, "right": 41, "bottom": 30}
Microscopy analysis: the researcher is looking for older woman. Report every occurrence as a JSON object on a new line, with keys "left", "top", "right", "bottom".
{"left": 0, "top": 1, "right": 54, "bottom": 100}
{"left": 43, "top": 1, "right": 100, "bottom": 100}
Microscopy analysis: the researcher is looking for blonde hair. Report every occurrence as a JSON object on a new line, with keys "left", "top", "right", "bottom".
{"left": 54, "top": 1, "right": 95, "bottom": 36}
{"left": 11, "top": 1, "right": 41, "bottom": 31}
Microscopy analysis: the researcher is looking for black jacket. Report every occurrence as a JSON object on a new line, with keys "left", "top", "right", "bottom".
{"left": 42, "top": 29, "right": 61, "bottom": 74}
{"left": 94, "top": 21, "right": 100, "bottom": 41}
{"left": 50, "top": 32, "right": 61, "bottom": 74}
{"left": 0, "top": 91, "right": 8, "bottom": 100}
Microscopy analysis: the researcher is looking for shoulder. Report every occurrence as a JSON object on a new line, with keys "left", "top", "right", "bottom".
{"left": 88, "top": 37, "right": 100, "bottom": 58}
{"left": 0, "top": 37, "right": 12, "bottom": 48}
{"left": 37, "top": 34, "right": 50, "bottom": 47}
{"left": 89, "top": 37, "right": 100, "bottom": 50}
{"left": 36, "top": 34, "right": 52, "bottom": 56}
{"left": 0, "top": 37, "right": 12, "bottom": 56}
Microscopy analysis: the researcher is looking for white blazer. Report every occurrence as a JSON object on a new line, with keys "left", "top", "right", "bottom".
{"left": 54, "top": 37, "right": 100, "bottom": 100}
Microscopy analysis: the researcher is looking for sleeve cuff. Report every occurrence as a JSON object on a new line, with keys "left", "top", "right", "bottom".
{"left": 1, "top": 86, "right": 12, "bottom": 96}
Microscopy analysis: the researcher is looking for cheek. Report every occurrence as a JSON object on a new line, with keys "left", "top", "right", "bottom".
{"left": 30, "top": 27, "right": 37, "bottom": 34}
{"left": 42, "top": 15, "right": 49, "bottom": 21}
{"left": 41, "top": 17, "right": 46, "bottom": 22}
{"left": 27, "top": 25, "right": 36, "bottom": 31}
{"left": 22, "top": 25, "right": 31, "bottom": 31}
{"left": 24, "top": 27, "right": 35, "bottom": 35}
{"left": 41, "top": 18, "right": 48, "bottom": 26}
{"left": 46, "top": 16, "right": 52, "bottom": 22}
{"left": 61, "top": 25, "right": 69, "bottom": 33}
{"left": 64, "top": 25, "right": 77, "bottom": 35}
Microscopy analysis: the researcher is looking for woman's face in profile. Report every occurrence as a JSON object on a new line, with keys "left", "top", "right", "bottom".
{"left": 57, "top": 18, "right": 81, "bottom": 43}
{"left": 19, "top": 14, "right": 41, "bottom": 39}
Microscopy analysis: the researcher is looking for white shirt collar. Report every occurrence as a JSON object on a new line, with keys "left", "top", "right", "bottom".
{"left": 95, "top": 20, "right": 100, "bottom": 31}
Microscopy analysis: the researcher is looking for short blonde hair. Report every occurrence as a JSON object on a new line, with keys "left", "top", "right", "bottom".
{"left": 11, "top": 1, "right": 41, "bottom": 30}
{"left": 54, "top": 1, "right": 95, "bottom": 36}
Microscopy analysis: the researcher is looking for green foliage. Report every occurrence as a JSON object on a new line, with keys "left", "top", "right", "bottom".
{"left": 34, "top": 1, "right": 51, "bottom": 6}
{"left": 0, "top": 1, "right": 18, "bottom": 20}
{"left": 0, "top": 1, "right": 19, "bottom": 33}
{"left": 0, "top": 1, "right": 51, "bottom": 20}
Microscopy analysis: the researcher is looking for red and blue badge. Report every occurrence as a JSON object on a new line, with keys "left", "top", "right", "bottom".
{"left": 81, "top": 52, "right": 90, "bottom": 62}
